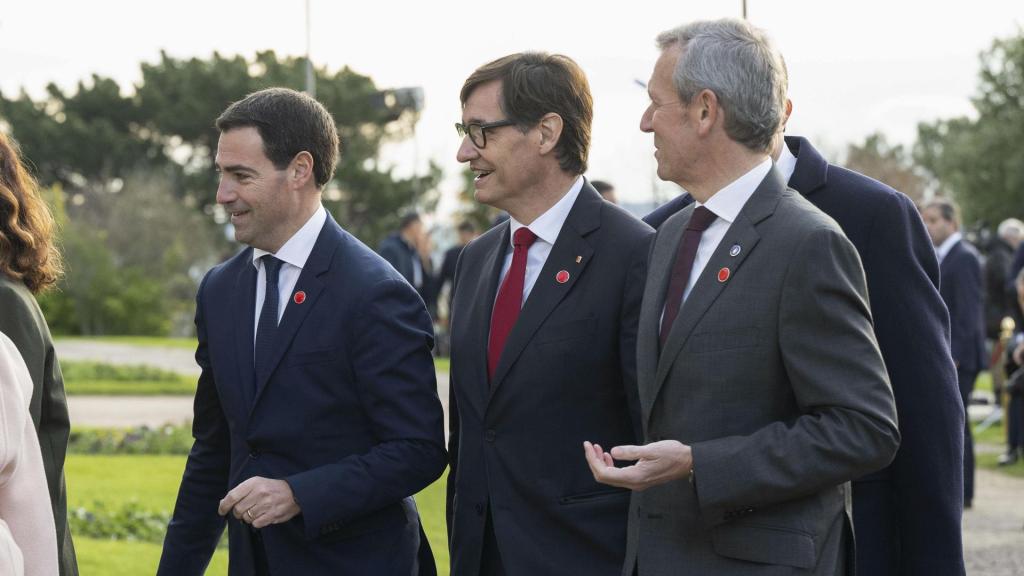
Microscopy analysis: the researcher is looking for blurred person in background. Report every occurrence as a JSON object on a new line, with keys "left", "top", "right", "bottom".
{"left": 379, "top": 212, "right": 436, "bottom": 310}
{"left": 0, "top": 331, "right": 59, "bottom": 576}
{"left": 0, "top": 131, "right": 77, "bottom": 576}
{"left": 923, "top": 198, "right": 986, "bottom": 509}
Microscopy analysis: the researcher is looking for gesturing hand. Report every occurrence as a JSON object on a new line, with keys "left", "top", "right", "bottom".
{"left": 583, "top": 440, "right": 692, "bottom": 491}
{"left": 218, "top": 477, "right": 301, "bottom": 529}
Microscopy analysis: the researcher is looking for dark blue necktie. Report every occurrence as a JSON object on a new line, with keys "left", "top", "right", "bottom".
{"left": 255, "top": 255, "right": 283, "bottom": 386}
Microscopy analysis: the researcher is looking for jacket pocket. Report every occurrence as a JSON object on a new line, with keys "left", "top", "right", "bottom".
{"left": 688, "top": 327, "right": 761, "bottom": 353}
{"left": 711, "top": 521, "right": 816, "bottom": 569}
{"left": 558, "top": 488, "right": 629, "bottom": 505}
{"left": 535, "top": 317, "right": 598, "bottom": 345}
{"left": 286, "top": 347, "right": 341, "bottom": 367}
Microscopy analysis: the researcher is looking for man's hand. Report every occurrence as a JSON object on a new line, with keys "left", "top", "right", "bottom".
{"left": 218, "top": 477, "right": 301, "bottom": 529}
{"left": 583, "top": 440, "right": 693, "bottom": 491}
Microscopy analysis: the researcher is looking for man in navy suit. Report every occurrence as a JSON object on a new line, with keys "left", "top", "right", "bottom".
{"left": 447, "top": 52, "right": 652, "bottom": 575}
{"left": 923, "top": 198, "right": 985, "bottom": 511}
{"left": 645, "top": 115, "right": 965, "bottom": 574}
{"left": 158, "top": 88, "right": 447, "bottom": 575}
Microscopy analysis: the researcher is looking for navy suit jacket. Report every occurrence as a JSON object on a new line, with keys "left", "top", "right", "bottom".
{"left": 941, "top": 239, "right": 987, "bottom": 375}
{"left": 159, "top": 214, "right": 447, "bottom": 576}
{"left": 644, "top": 136, "right": 965, "bottom": 575}
{"left": 447, "top": 183, "right": 652, "bottom": 575}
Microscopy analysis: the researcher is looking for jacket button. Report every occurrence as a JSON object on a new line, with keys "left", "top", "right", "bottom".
{"left": 485, "top": 430, "right": 496, "bottom": 442}
{"left": 475, "top": 503, "right": 484, "bottom": 516}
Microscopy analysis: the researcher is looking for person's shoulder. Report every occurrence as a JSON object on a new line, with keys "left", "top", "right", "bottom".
{"left": 0, "top": 274, "right": 33, "bottom": 306}
{"left": 823, "top": 164, "right": 918, "bottom": 216}
{"left": 600, "top": 201, "right": 655, "bottom": 239}
{"left": 778, "top": 187, "right": 844, "bottom": 233}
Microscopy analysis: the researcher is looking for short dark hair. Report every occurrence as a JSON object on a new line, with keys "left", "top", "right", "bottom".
{"left": 216, "top": 87, "right": 339, "bottom": 189}
{"left": 399, "top": 212, "right": 422, "bottom": 231}
{"left": 924, "top": 198, "right": 960, "bottom": 227}
{"left": 591, "top": 180, "right": 614, "bottom": 194}
{"left": 461, "top": 52, "right": 593, "bottom": 175}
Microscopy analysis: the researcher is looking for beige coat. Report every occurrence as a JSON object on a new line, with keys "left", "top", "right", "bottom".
{"left": 0, "top": 331, "right": 58, "bottom": 576}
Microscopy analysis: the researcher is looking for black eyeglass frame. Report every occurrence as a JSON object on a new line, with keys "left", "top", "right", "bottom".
{"left": 455, "top": 119, "right": 516, "bottom": 148}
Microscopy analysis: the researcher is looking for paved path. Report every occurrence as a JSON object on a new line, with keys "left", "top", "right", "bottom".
{"left": 964, "top": 466, "right": 1024, "bottom": 575}
{"left": 58, "top": 340, "right": 1024, "bottom": 571}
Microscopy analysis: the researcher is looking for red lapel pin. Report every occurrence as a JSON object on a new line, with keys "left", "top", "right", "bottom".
{"left": 556, "top": 270, "right": 570, "bottom": 284}
{"left": 717, "top": 268, "right": 730, "bottom": 283}
{"left": 293, "top": 291, "right": 307, "bottom": 304}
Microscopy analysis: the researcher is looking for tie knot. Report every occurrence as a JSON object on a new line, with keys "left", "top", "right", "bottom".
{"left": 513, "top": 227, "right": 538, "bottom": 249}
{"left": 262, "top": 255, "right": 283, "bottom": 281}
{"left": 687, "top": 206, "right": 717, "bottom": 232}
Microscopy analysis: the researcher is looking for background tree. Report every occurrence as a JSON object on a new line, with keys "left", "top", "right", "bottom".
{"left": 915, "top": 31, "right": 1024, "bottom": 225}
{"left": 843, "top": 132, "right": 932, "bottom": 204}
{"left": 2, "top": 51, "right": 438, "bottom": 334}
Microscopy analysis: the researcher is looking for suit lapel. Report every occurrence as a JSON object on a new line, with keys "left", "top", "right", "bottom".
{"left": 460, "top": 224, "right": 510, "bottom": 416}
{"left": 647, "top": 169, "right": 785, "bottom": 422}
{"left": 488, "top": 187, "right": 600, "bottom": 398}
{"left": 250, "top": 216, "right": 341, "bottom": 410}
{"left": 232, "top": 251, "right": 258, "bottom": 410}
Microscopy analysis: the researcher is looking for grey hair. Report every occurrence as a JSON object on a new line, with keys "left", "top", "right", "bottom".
{"left": 656, "top": 19, "right": 787, "bottom": 152}
{"left": 998, "top": 218, "right": 1024, "bottom": 242}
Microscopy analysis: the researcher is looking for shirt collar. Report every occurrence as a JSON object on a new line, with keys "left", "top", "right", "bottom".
{"left": 508, "top": 175, "right": 584, "bottom": 247}
{"left": 252, "top": 204, "right": 327, "bottom": 270}
{"left": 775, "top": 139, "right": 798, "bottom": 183}
{"left": 696, "top": 158, "right": 772, "bottom": 224}
{"left": 936, "top": 231, "right": 962, "bottom": 262}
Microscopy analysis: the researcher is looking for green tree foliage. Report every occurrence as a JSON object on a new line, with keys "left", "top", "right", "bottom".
{"left": 0, "top": 50, "right": 439, "bottom": 245}
{"left": 2, "top": 51, "right": 440, "bottom": 334}
{"left": 844, "top": 132, "right": 932, "bottom": 204}
{"left": 915, "top": 32, "right": 1024, "bottom": 224}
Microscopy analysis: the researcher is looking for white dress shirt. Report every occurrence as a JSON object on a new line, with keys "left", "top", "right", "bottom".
{"left": 251, "top": 204, "right": 327, "bottom": 344}
{"left": 776, "top": 139, "right": 798, "bottom": 182}
{"left": 935, "top": 231, "right": 962, "bottom": 264}
{"left": 682, "top": 158, "right": 772, "bottom": 302}
{"left": 499, "top": 175, "right": 584, "bottom": 304}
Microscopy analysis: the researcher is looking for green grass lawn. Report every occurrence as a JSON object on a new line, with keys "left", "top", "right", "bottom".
{"left": 63, "top": 357, "right": 450, "bottom": 396}
{"left": 62, "top": 360, "right": 197, "bottom": 396}
{"left": 57, "top": 335, "right": 199, "bottom": 349}
{"left": 66, "top": 454, "right": 449, "bottom": 575}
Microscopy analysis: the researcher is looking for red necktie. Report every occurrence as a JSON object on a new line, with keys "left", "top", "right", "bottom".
{"left": 488, "top": 227, "right": 538, "bottom": 381}
{"left": 660, "top": 206, "right": 717, "bottom": 347}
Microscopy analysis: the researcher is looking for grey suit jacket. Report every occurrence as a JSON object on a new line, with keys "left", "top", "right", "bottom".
{"left": 626, "top": 168, "right": 899, "bottom": 575}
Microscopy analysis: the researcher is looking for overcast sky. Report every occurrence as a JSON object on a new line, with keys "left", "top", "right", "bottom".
{"left": 2, "top": 0, "right": 1022, "bottom": 212}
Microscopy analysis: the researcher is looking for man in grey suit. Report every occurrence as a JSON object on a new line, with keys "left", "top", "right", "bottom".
{"left": 585, "top": 19, "right": 899, "bottom": 575}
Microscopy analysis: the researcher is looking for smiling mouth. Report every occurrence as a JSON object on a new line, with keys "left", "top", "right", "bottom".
{"left": 472, "top": 169, "right": 494, "bottom": 183}
{"left": 230, "top": 210, "right": 251, "bottom": 221}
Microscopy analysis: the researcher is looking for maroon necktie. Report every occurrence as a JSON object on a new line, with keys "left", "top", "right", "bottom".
{"left": 660, "top": 206, "right": 718, "bottom": 347}
{"left": 488, "top": 227, "right": 538, "bottom": 381}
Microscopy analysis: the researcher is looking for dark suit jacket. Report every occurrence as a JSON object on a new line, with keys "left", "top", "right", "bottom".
{"left": 446, "top": 183, "right": 652, "bottom": 575}
{"left": 643, "top": 135, "right": 962, "bottom": 573}
{"left": 379, "top": 232, "right": 434, "bottom": 308}
{"left": 158, "top": 214, "right": 447, "bottom": 576}
{"left": 644, "top": 136, "right": 965, "bottom": 575}
{"left": 941, "top": 239, "right": 987, "bottom": 376}
{"left": 631, "top": 167, "right": 898, "bottom": 575}
{"left": 0, "top": 274, "right": 77, "bottom": 576}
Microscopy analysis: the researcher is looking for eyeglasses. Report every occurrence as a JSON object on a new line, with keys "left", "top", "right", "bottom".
{"left": 455, "top": 119, "right": 516, "bottom": 148}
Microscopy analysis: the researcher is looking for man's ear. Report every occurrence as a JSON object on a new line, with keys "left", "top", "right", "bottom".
{"left": 695, "top": 89, "right": 719, "bottom": 136}
{"left": 536, "top": 113, "right": 564, "bottom": 155}
{"left": 290, "top": 151, "right": 315, "bottom": 189}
